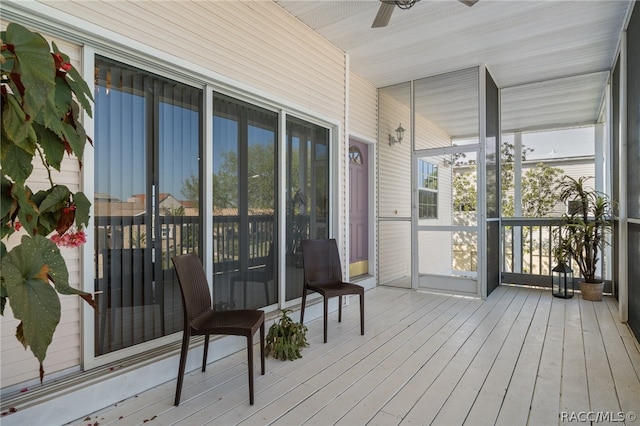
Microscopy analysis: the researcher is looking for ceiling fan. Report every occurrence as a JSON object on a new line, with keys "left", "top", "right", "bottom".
{"left": 372, "top": 0, "right": 479, "bottom": 28}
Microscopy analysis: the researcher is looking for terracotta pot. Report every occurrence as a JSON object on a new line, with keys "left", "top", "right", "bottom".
{"left": 579, "top": 281, "right": 604, "bottom": 301}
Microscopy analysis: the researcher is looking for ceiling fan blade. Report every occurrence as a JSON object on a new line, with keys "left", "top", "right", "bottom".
{"left": 372, "top": 2, "right": 395, "bottom": 28}
{"left": 459, "top": 0, "right": 479, "bottom": 6}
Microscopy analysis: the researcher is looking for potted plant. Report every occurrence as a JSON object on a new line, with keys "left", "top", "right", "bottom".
{"left": 557, "top": 176, "right": 613, "bottom": 301}
{"left": 265, "top": 309, "right": 308, "bottom": 361}
{"left": 1, "top": 23, "right": 96, "bottom": 380}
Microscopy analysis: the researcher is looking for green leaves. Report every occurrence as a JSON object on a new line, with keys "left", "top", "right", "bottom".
{"left": 52, "top": 42, "right": 93, "bottom": 118}
{"left": 1, "top": 143, "right": 34, "bottom": 185}
{"left": 265, "top": 309, "right": 309, "bottom": 361}
{"left": 1, "top": 235, "right": 93, "bottom": 381}
{"left": 1, "top": 23, "right": 95, "bottom": 380}
{"left": 73, "top": 191, "right": 91, "bottom": 228}
{"left": 1, "top": 22, "right": 92, "bottom": 184}
{"left": 557, "top": 175, "right": 613, "bottom": 281}
{"left": 2, "top": 236, "right": 62, "bottom": 370}
{"left": 1, "top": 23, "right": 56, "bottom": 117}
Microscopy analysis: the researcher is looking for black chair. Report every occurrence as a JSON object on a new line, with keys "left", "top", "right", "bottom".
{"left": 299, "top": 239, "right": 364, "bottom": 343}
{"left": 172, "top": 252, "right": 265, "bottom": 406}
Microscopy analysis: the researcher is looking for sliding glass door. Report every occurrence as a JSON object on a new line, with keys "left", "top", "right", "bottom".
{"left": 94, "top": 59, "right": 333, "bottom": 356}
{"left": 211, "top": 94, "right": 278, "bottom": 310}
{"left": 285, "top": 117, "right": 330, "bottom": 302}
{"left": 94, "top": 57, "right": 202, "bottom": 356}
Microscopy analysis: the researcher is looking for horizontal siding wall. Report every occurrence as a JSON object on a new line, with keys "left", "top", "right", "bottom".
{"left": 0, "top": 20, "right": 84, "bottom": 388}
{"left": 349, "top": 71, "right": 378, "bottom": 141}
{"left": 415, "top": 110, "right": 452, "bottom": 150}
{"left": 378, "top": 89, "right": 412, "bottom": 287}
{"left": 378, "top": 90, "right": 412, "bottom": 218}
{"left": 379, "top": 221, "right": 412, "bottom": 286}
{"left": 41, "top": 0, "right": 346, "bottom": 122}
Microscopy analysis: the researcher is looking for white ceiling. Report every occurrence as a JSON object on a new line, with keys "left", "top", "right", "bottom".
{"left": 275, "top": 0, "right": 633, "bottom": 137}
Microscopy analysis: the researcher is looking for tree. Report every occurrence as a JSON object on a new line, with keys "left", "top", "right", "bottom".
{"left": 453, "top": 140, "right": 563, "bottom": 218}
{"left": 181, "top": 174, "right": 199, "bottom": 210}
{"left": 521, "top": 163, "right": 564, "bottom": 217}
{"left": 453, "top": 170, "right": 477, "bottom": 212}
{"left": 247, "top": 144, "right": 276, "bottom": 210}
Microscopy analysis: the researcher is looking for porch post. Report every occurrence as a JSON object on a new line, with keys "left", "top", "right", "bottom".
{"left": 513, "top": 132, "right": 522, "bottom": 274}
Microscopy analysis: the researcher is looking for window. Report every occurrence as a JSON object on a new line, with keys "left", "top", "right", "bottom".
{"left": 418, "top": 160, "right": 438, "bottom": 219}
{"left": 349, "top": 146, "right": 363, "bottom": 164}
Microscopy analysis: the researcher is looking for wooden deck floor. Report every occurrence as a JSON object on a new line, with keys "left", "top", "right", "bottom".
{"left": 71, "top": 285, "right": 640, "bottom": 426}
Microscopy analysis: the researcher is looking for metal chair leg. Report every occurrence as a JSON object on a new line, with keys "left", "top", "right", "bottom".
{"left": 247, "top": 334, "right": 254, "bottom": 405}
{"left": 300, "top": 288, "right": 308, "bottom": 324}
{"left": 174, "top": 329, "right": 191, "bottom": 406}
{"left": 323, "top": 297, "right": 329, "bottom": 343}
{"left": 260, "top": 321, "right": 265, "bottom": 375}
{"left": 360, "top": 293, "right": 365, "bottom": 335}
{"left": 202, "top": 334, "right": 209, "bottom": 372}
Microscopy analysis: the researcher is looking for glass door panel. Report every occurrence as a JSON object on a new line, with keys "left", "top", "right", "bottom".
{"left": 94, "top": 57, "right": 202, "bottom": 356}
{"left": 416, "top": 147, "right": 480, "bottom": 295}
{"left": 211, "top": 94, "right": 277, "bottom": 310}
{"left": 285, "top": 117, "right": 329, "bottom": 302}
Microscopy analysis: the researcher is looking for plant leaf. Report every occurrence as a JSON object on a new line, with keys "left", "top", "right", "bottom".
{"left": 52, "top": 42, "right": 93, "bottom": 118}
{"left": 33, "top": 122, "right": 65, "bottom": 171}
{"left": 1, "top": 272, "right": 7, "bottom": 315}
{"left": 1, "top": 175, "right": 15, "bottom": 222}
{"left": 1, "top": 92, "right": 33, "bottom": 151}
{"left": 4, "top": 23, "right": 56, "bottom": 119}
{"left": 12, "top": 184, "right": 39, "bottom": 235}
{"left": 73, "top": 191, "right": 91, "bottom": 228}
{"left": 1, "top": 235, "right": 61, "bottom": 365}
{"left": 1, "top": 143, "right": 34, "bottom": 184}
{"left": 39, "top": 185, "right": 70, "bottom": 213}
{"left": 60, "top": 117, "right": 84, "bottom": 160}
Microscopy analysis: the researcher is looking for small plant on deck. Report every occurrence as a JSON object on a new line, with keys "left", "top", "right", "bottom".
{"left": 265, "top": 309, "right": 308, "bottom": 361}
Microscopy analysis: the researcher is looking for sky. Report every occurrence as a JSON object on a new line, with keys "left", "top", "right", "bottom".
{"left": 455, "top": 125, "right": 596, "bottom": 161}
{"left": 519, "top": 126, "right": 595, "bottom": 160}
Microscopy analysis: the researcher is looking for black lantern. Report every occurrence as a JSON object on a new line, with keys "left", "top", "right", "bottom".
{"left": 552, "top": 262, "right": 574, "bottom": 298}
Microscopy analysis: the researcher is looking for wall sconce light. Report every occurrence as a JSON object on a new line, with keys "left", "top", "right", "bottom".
{"left": 389, "top": 123, "right": 405, "bottom": 146}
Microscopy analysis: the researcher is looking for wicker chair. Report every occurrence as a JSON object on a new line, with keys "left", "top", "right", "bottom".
{"left": 172, "top": 253, "right": 265, "bottom": 406}
{"left": 300, "top": 239, "right": 364, "bottom": 343}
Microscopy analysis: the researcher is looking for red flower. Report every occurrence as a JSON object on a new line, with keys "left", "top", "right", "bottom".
{"left": 51, "top": 228, "right": 87, "bottom": 248}
{"left": 61, "top": 62, "right": 72, "bottom": 71}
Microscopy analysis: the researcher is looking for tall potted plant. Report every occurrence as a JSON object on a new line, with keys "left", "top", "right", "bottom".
{"left": 557, "top": 176, "right": 613, "bottom": 301}
{"left": 1, "top": 23, "right": 96, "bottom": 380}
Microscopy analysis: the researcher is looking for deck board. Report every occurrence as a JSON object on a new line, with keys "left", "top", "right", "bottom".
{"left": 494, "top": 290, "right": 552, "bottom": 426}
{"left": 527, "top": 296, "right": 564, "bottom": 426}
{"left": 432, "top": 288, "right": 530, "bottom": 426}
{"left": 597, "top": 299, "right": 640, "bottom": 417}
{"left": 69, "top": 285, "right": 640, "bottom": 426}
